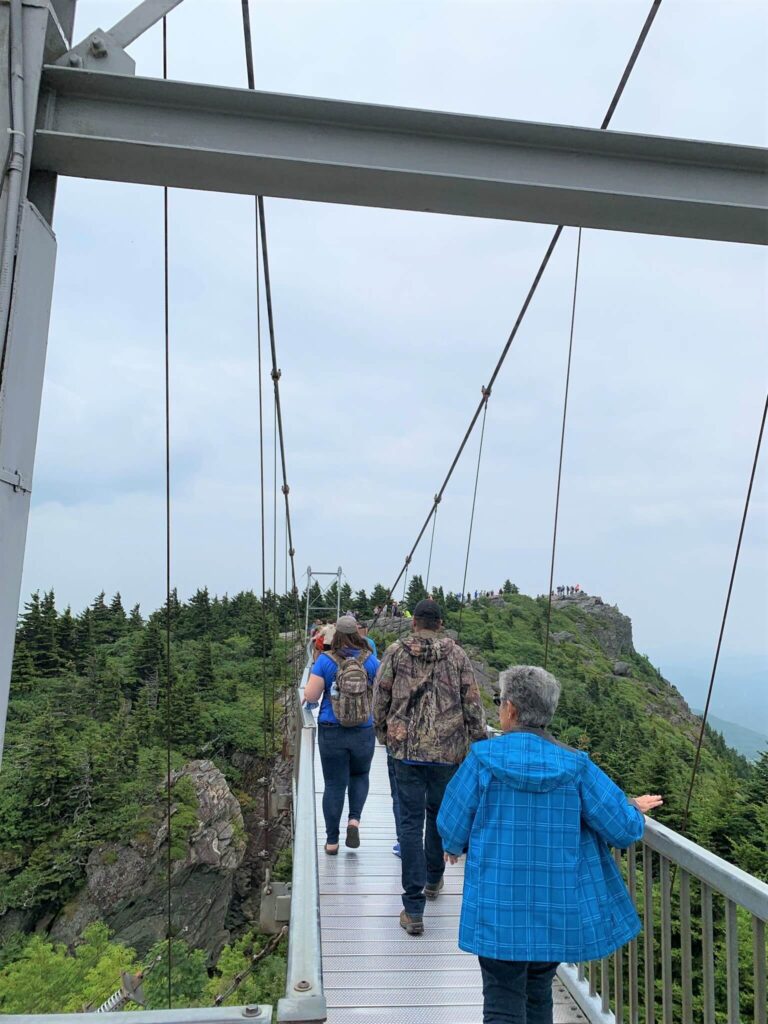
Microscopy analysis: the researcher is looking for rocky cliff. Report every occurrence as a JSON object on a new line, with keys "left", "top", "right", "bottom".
{"left": 49, "top": 760, "right": 246, "bottom": 959}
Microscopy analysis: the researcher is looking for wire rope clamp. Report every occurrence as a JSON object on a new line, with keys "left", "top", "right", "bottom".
{"left": 271, "top": 368, "right": 282, "bottom": 381}
{"left": 282, "top": 484, "right": 290, "bottom": 495}
{"left": 481, "top": 385, "right": 491, "bottom": 402}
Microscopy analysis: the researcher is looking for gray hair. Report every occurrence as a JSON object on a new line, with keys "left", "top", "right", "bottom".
{"left": 499, "top": 665, "right": 561, "bottom": 728}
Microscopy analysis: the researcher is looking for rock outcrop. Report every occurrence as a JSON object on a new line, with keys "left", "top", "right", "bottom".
{"left": 49, "top": 760, "right": 246, "bottom": 959}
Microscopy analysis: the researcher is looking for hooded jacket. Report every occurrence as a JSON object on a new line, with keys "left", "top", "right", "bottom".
{"left": 436, "top": 728, "right": 643, "bottom": 962}
{"left": 373, "top": 630, "right": 487, "bottom": 764}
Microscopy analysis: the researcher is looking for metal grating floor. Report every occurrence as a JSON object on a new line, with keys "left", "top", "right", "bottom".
{"left": 316, "top": 741, "right": 586, "bottom": 1023}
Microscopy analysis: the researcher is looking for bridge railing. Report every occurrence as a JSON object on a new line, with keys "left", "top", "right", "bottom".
{"left": 276, "top": 648, "right": 326, "bottom": 1024}
{"left": 558, "top": 816, "right": 768, "bottom": 1024}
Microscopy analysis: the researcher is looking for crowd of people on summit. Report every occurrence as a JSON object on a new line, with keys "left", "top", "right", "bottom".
{"left": 305, "top": 596, "right": 662, "bottom": 1024}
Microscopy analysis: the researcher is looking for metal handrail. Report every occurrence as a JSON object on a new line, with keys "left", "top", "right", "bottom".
{"left": 276, "top": 649, "right": 326, "bottom": 1024}
{"left": 559, "top": 813, "right": 768, "bottom": 1024}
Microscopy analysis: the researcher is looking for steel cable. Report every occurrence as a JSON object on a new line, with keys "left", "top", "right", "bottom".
{"left": 161, "top": 16, "right": 173, "bottom": 1009}
{"left": 680, "top": 392, "right": 767, "bottom": 837}
{"left": 372, "top": 0, "right": 664, "bottom": 628}
{"left": 543, "top": 228, "right": 582, "bottom": 670}
{"left": 457, "top": 393, "right": 489, "bottom": 641}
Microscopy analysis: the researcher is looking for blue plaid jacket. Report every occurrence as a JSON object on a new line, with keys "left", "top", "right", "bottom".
{"left": 437, "top": 728, "right": 644, "bottom": 962}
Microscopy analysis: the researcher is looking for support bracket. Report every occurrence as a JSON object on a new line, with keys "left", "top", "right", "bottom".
{"left": 55, "top": 0, "right": 187, "bottom": 74}
{"left": 0, "top": 467, "right": 30, "bottom": 493}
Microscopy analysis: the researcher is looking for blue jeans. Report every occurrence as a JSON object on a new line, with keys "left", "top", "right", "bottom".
{"left": 393, "top": 760, "right": 457, "bottom": 916}
{"left": 317, "top": 724, "right": 375, "bottom": 844}
{"left": 479, "top": 958, "right": 559, "bottom": 1024}
{"left": 387, "top": 754, "right": 401, "bottom": 842}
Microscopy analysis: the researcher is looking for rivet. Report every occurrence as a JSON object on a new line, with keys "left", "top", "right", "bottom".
{"left": 294, "top": 980, "right": 312, "bottom": 992}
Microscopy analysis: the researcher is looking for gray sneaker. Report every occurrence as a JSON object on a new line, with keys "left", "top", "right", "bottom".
{"left": 425, "top": 877, "right": 445, "bottom": 900}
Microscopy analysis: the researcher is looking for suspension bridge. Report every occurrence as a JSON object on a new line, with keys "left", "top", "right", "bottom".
{"left": 0, "top": 1, "right": 766, "bottom": 1022}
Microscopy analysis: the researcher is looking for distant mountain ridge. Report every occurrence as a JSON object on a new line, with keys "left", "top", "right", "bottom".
{"left": 693, "top": 711, "right": 767, "bottom": 762}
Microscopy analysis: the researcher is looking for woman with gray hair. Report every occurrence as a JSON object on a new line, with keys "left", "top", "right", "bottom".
{"left": 437, "top": 665, "right": 662, "bottom": 1024}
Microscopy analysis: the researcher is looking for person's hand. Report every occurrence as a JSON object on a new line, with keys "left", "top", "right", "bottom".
{"left": 444, "top": 852, "right": 460, "bottom": 865}
{"left": 634, "top": 794, "right": 664, "bottom": 814}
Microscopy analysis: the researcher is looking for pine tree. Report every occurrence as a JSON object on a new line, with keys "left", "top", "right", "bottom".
{"left": 503, "top": 579, "right": 519, "bottom": 594}
{"left": 9, "top": 641, "right": 35, "bottom": 697}
{"left": 37, "top": 591, "right": 61, "bottom": 677}
{"left": 370, "top": 583, "right": 389, "bottom": 608}
{"left": 74, "top": 607, "right": 96, "bottom": 671}
{"left": 186, "top": 587, "right": 212, "bottom": 638}
{"left": 131, "top": 621, "right": 166, "bottom": 697}
{"left": 90, "top": 592, "right": 112, "bottom": 644}
{"left": 340, "top": 582, "right": 353, "bottom": 610}
{"left": 353, "top": 590, "right": 370, "bottom": 616}
{"left": 127, "top": 604, "right": 144, "bottom": 630}
{"left": 107, "top": 592, "right": 128, "bottom": 641}
{"left": 194, "top": 640, "right": 214, "bottom": 691}
{"left": 56, "top": 607, "right": 77, "bottom": 668}
{"left": 405, "top": 574, "right": 427, "bottom": 612}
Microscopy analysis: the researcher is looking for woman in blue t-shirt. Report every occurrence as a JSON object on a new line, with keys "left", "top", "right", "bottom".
{"left": 304, "top": 615, "right": 380, "bottom": 855}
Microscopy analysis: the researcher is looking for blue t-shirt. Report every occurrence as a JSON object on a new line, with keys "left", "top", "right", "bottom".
{"left": 365, "top": 636, "right": 378, "bottom": 657}
{"left": 312, "top": 649, "right": 380, "bottom": 727}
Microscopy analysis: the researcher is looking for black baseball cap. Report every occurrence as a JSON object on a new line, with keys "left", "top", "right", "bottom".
{"left": 413, "top": 599, "right": 443, "bottom": 621}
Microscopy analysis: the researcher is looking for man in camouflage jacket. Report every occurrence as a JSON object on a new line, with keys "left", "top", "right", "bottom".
{"left": 373, "top": 599, "right": 487, "bottom": 934}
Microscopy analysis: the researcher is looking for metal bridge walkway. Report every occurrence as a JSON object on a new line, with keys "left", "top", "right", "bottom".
{"left": 315, "top": 741, "right": 587, "bottom": 1024}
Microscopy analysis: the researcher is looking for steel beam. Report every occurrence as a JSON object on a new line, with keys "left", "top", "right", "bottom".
{"left": 34, "top": 66, "right": 768, "bottom": 244}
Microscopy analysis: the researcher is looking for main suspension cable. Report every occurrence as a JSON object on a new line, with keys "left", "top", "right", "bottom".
{"left": 543, "top": 228, "right": 582, "bottom": 670}
{"left": 161, "top": 16, "right": 173, "bottom": 1009}
{"left": 680, "top": 391, "right": 767, "bottom": 836}
{"left": 373, "top": 0, "right": 664, "bottom": 626}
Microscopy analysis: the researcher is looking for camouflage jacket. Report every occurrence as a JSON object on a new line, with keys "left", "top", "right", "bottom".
{"left": 373, "top": 630, "right": 487, "bottom": 764}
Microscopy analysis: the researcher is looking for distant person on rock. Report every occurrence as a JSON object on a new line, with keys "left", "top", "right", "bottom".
{"left": 373, "top": 599, "right": 487, "bottom": 936}
{"left": 304, "top": 616, "right": 380, "bottom": 856}
{"left": 438, "top": 665, "right": 662, "bottom": 1024}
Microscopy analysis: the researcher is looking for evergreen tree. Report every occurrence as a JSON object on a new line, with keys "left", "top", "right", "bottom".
{"left": 56, "top": 607, "right": 77, "bottom": 668}
{"left": 90, "top": 592, "right": 112, "bottom": 644}
{"left": 353, "top": 589, "right": 370, "bottom": 616}
{"left": 9, "top": 642, "right": 35, "bottom": 697}
{"left": 405, "top": 574, "right": 427, "bottom": 612}
{"left": 107, "top": 593, "right": 127, "bottom": 641}
{"left": 130, "top": 621, "right": 165, "bottom": 696}
{"left": 370, "top": 583, "right": 389, "bottom": 608}
{"left": 503, "top": 579, "right": 519, "bottom": 595}
{"left": 194, "top": 640, "right": 214, "bottom": 691}
{"left": 127, "top": 604, "right": 144, "bottom": 631}
{"left": 73, "top": 607, "right": 95, "bottom": 670}
{"left": 37, "top": 592, "right": 61, "bottom": 677}
{"left": 340, "top": 582, "right": 353, "bottom": 610}
{"left": 186, "top": 587, "right": 212, "bottom": 638}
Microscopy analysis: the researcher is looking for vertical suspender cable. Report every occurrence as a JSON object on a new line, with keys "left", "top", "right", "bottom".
{"left": 457, "top": 392, "right": 489, "bottom": 641}
{"left": 680, "top": 392, "right": 767, "bottom": 836}
{"left": 543, "top": 229, "right": 582, "bottom": 670}
{"left": 374, "top": 0, "right": 664, "bottom": 626}
{"left": 161, "top": 16, "right": 172, "bottom": 1009}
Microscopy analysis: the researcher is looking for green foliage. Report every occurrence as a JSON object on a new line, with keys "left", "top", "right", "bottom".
{"left": 0, "top": 923, "right": 139, "bottom": 1013}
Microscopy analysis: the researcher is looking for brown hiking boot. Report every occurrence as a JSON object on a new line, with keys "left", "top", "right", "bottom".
{"left": 399, "top": 910, "right": 424, "bottom": 936}
{"left": 425, "top": 877, "right": 444, "bottom": 900}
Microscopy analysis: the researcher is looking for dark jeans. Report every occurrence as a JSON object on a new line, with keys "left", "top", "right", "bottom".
{"left": 317, "top": 724, "right": 375, "bottom": 844}
{"left": 393, "top": 760, "right": 457, "bottom": 916}
{"left": 387, "top": 753, "right": 401, "bottom": 843}
{"left": 479, "top": 958, "right": 559, "bottom": 1024}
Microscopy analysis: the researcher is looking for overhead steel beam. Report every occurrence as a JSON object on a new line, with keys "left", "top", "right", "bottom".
{"left": 34, "top": 66, "right": 768, "bottom": 244}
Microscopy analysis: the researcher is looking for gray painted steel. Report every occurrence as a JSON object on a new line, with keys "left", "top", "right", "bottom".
{"left": 315, "top": 741, "right": 585, "bottom": 1023}
{"left": 35, "top": 67, "right": 768, "bottom": 244}
{"left": 277, "top": 681, "right": 326, "bottom": 1023}
{"left": 0, "top": 202, "right": 57, "bottom": 766}
{"left": 4, "top": 1008, "right": 272, "bottom": 1024}
{"left": 644, "top": 817, "right": 768, "bottom": 920}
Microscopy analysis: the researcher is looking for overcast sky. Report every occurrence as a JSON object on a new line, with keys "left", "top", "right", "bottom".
{"left": 21, "top": 1, "right": 767, "bottom": 729}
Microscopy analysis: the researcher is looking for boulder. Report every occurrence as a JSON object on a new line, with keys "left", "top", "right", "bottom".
{"left": 551, "top": 631, "right": 575, "bottom": 644}
{"left": 613, "top": 661, "right": 632, "bottom": 677}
